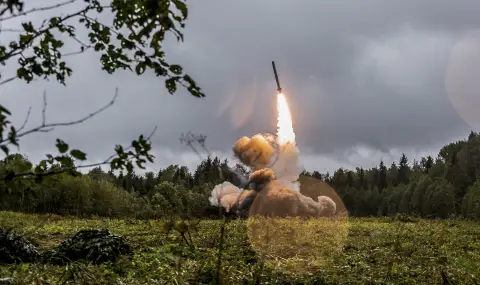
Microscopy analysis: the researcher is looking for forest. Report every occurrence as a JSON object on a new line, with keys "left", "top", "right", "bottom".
{"left": 2, "top": 131, "right": 480, "bottom": 220}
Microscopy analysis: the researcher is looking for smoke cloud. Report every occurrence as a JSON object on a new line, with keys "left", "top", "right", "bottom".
{"left": 208, "top": 181, "right": 258, "bottom": 216}
{"left": 232, "top": 133, "right": 301, "bottom": 192}
{"left": 248, "top": 167, "right": 336, "bottom": 218}
{"left": 232, "top": 134, "right": 278, "bottom": 170}
{"left": 208, "top": 181, "right": 243, "bottom": 213}
{"left": 210, "top": 131, "right": 337, "bottom": 218}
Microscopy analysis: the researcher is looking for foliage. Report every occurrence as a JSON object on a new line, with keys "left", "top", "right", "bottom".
{"left": 306, "top": 131, "right": 480, "bottom": 220}
{"left": 43, "top": 229, "right": 132, "bottom": 265}
{"left": 0, "top": 0, "right": 204, "bottom": 180}
{"left": 0, "top": 227, "right": 39, "bottom": 264}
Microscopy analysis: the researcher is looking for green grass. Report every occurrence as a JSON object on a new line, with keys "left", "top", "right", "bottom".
{"left": 0, "top": 211, "right": 479, "bottom": 284}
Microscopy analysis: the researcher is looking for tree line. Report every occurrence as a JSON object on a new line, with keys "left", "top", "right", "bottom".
{"left": 1, "top": 132, "right": 480, "bottom": 220}
{"left": 301, "top": 131, "right": 480, "bottom": 219}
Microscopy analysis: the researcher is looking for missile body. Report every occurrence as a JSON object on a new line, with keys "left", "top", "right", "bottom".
{"left": 272, "top": 61, "right": 283, "bottom": 93}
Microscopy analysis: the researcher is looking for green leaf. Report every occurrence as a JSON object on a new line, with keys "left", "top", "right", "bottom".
{"left": 55, "top": 139, "right": 69, "bottom": 153}
{"left": 169, "top": 64, "right": 183, "bottom": 75}
{"left": 46, "top": 154, "right": 54, "bottom": 164}
{"left": 165, "top": 78, "right": 177, "bottom": 94}
{"left": 172, "top": 0, "right": 188, "bottom": 19}
{"left": 21, "top": 22, "right": 35, "bottom": 33}
{"left": 70, "top": 149, "right": 87, "bottom": 160}
{"left": 55, "top": 155, "right": 74, "bottom": 167}
{"left": 135, "top": 62, "right": 146, "bottom": 75}
{"left": 19, "top": 34, "right": 33, "bottom": 46}
{"left": 0, "top": 105, "right": 12, "bottom": 115}
{"left": 1, "top": 145, "right": 9, "bottom": 155}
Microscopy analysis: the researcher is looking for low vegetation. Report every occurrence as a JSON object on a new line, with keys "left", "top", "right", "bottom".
{"left": 0, "top": 211, "right": 478, "bottom": 284}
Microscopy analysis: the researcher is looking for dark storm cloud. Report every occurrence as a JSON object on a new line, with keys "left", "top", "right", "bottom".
{"left": 169, "top": 0, "right": 477, "bottom": 153}
{"left": 1, "top": 0, "right": 479, "bottom": 172}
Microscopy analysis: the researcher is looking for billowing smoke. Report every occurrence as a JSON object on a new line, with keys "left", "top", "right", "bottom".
{"left": 208, "top": 181, "right": 258, "bottom": 216}
{"left": 248, "top": 168, "right": 336, "bottom": 218}
{"left": 232, "top": 134, "right": 278, "bottom": 171}
{"left": 232, "top": 133, "right": 302, "bottom": 192}
{"left": 209, "top": 131, "right": 336, "bottom": 218}
{"left": 208, "top": 92, "right": 336, "bottom": 218}
{"left": 208, "top": 181, "right": 243, "bottom": 213}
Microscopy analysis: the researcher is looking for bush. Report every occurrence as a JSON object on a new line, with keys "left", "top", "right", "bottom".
{"left": 0, "top": 227, "right": 39, "bottom": 264}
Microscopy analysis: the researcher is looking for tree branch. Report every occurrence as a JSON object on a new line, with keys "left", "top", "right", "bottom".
{"left": 0, "top": 0, "right": 77, "bottom": 22}
{"left": 180, "top": 132, "right": 211, "bottom": 160}
{"left": 16, "top": 106, "right": 31, "bottom": 133}
{"left": 68, "top": 33, "right": 90, "bottom": 49}
{"left": 0, "top": 1, "right": 23, "bottom": 17}
{"left": 77, "top": 125, "right": 158, "bottom": 169}
{"left": 0, "top": 88, "right": 119, "bottom": 146}
{"left": 2, "top": 125, "right": 158, "bottom": 180}
{"left": 0, "top": 76, "right": 16, "bottom": 86}
{"left": 62, "top": 46, "right": 91, "bottom": 57}
{"left": 0, "top": 26, "right": 91, "bottom": 49}
{"left": 0, "top": 4, "right": 94, "bottom": 63}
{"left": 42, "top": 90, "right": 47, "bottom": 126}
{"left": 82, "top": 14, "right": 204, "bottom": 97}
{"left": 0, "top": 45, "right": 92, "bottom": 87}
{"left": 10, "top": 126, "right": 157, "bottom": 180}
{"left": 0, "top": 7, "right": 94, "bottom": 87}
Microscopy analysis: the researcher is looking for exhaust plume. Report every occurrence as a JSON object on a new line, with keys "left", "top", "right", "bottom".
{"left": 248, "top": 168, "right": 336, "bottom": 218}
{"left": 230, "top": 93, "right": 302, "bottom": 193}
{"left": 208, "top": 181, "right": 258, "bottom": 215}
{"left": 209, "top": 91, "right": 337, "bottom": 218}
{"left": 208, "top": 182, "right": 243, "bottom": 213}
{"left": 277, "top": 93, "right": 295, "bottom": 145}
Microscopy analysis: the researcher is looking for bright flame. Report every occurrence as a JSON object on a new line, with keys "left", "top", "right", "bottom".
{"left": 276, "top": 93, "right": 296, "bottom": 145}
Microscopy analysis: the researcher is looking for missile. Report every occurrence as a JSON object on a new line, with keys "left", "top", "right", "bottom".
{"left": 272, "top": 61, "right": 283, "bottom": 94}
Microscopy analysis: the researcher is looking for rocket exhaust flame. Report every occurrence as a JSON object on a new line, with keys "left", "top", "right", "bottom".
{"left": 276, "top": 92, "right": 296, "bottom": 145}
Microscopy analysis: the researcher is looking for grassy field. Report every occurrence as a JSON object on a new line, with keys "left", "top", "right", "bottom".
{"left": 0, "top": 211, "right": 479, "bottom": 285}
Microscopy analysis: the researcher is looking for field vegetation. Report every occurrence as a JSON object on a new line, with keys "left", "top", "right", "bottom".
{"left": 0, "top": 211, "right": 479, "bottom": 284}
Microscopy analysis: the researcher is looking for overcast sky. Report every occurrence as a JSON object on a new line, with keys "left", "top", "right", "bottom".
{"left": 1, "top": 0, "right": 480, "bottom": 174}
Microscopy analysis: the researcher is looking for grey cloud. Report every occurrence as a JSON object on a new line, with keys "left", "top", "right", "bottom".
{"left": 2, "top": 0, "right": 479, "bottom": 173}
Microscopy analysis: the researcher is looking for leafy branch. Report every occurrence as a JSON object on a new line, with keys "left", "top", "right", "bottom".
{"left": 0, "top": 87, "right": 158, "bottom": 181}
{"left": 0, "top": 0, "right": 205, "bottom": 179}
{"left": 1, "top": 125, "right": 157, "bottom": 181}
{"left": 0, "top": 0, "right": 23, "bottom": 17}
{"left": 0, "top": 0, "right": 206, "bottom": 97}
{"left": 0, "top": 5, "right": 98, "bottom": 84}
{"left": 0, "top": 0, "right": 76, "bottom": 22}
